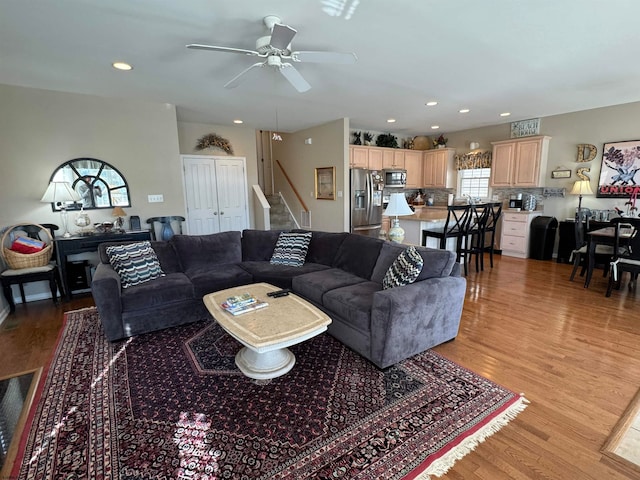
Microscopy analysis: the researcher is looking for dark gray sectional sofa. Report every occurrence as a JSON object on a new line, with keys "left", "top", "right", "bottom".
{"left": 92, "top": 229, "right": 466, "bottom": 369}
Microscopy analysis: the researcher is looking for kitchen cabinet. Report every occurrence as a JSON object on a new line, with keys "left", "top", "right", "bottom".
{"left": 367, "top": 148, "right": 384, "bottom": 171}
{"left": 349, "top": 146, "right": 369, "bottom": 168}
{"left": 423, "top": 148, "right": 455, "bottom": 188}
{"left": 382, "top": 150, "right": 405, "bottom": 169}
{"left": 500, "top": 211, "right": 539, "bottom": 258}
{"left": 490, "top": 136, "right": 551, "bottom": 187}
{"left": 404, "top": 150, "right": 423, "bottom": 188}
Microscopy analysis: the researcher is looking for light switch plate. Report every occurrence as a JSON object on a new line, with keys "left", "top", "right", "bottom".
{"left": 148, "top": 194, "right": 164, "bottom": 203}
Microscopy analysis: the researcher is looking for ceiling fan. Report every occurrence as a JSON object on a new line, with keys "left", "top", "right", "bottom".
{"left": 186, "top": 15, "right": 358, "bottom": 93}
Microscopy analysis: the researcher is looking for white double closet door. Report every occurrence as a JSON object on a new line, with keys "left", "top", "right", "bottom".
{"left": 181, "top": 155, "right": 249, "bottom": 235}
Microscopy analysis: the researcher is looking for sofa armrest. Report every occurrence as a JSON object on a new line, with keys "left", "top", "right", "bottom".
{"left": 370, "top": 276, "right": 466, "bottom": 368}
{"left": 91, "top": 263, "right": 124, "bottom": 341}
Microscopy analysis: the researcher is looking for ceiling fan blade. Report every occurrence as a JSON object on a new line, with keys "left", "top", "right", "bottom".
{"left": 187, "top": 44, "right": 259, "bottom": 56}
{"left": 279, "top": 64, "right": 311, "bottom": 93}
{"left": 224, "top": 62, "right": 265, "bottom": 89}
{"left": 270, "top": 23, "right": 297, "bottom": 50}
{"left": 291, "top": 51, "right": 358, "bottom": 64}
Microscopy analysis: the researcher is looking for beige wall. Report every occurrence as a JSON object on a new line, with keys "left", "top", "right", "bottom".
{"left": 445, "top": 101, "right": 640, "bottom": 221}
{"left": 0, "top": 84, "right": 184, "bottom": 228}
{"left": 271, "top": 118, "right": 349, "bottom": 232}
{"left": 176, "top": 121, "right": 260, "bottom": 226}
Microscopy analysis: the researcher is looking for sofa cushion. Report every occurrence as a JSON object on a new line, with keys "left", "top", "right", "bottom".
{"left": 239, "top": 261, "right": 330, "bottom": 289}
{"left": 185, "top": 264, "right": 253, "bottom": 297}
{"left": 105, "top": 241, "right": 164, "bottom": 289}
{"left": 292, "top": 268, "right": 367, "bottom": 305}
{"left": 382, "top": 246, "right": 424, "bottom": 290}
{"left": 270, "top": 232, "right": 312, "bottom": 267}
{"left": 241, "top": 229, "right": 286, "bottom": 261}
{"left": 332, "top": 234, "right": 384, "bottom": 280}
{"left": 371, "top": 242, "right": 456, "bottom": 283}
{"left": 121, "top": 272, "right": 194, "bottom": 311}
{"left": 293, "top": 230, "right": 348, "bottom": 266}
{"left": 171, "top": 231, "right": 242, "bottom": 272}
{"left": 322, "top": 281, "right": 382, "bottom": 333}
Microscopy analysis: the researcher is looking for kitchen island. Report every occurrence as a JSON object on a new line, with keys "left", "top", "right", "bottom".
{"left": 395, "top": 206, "right": 453, "bottom": 248}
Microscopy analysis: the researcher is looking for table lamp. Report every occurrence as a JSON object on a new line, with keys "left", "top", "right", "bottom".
{"left": 112, "top": 206, "right": 127, "bottom": 231}
{"left": 40, "top": 181, "right": 81, "bottom": 237}
{"left": 569, "top": 179, "right": 593, "bottom": 213}
{"left": 384, "top": 192, "right": 414, "bottom": 243}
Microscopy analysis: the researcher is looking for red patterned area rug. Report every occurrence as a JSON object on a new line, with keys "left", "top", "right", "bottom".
{"left": 12, "top": 308, "right": 528, "bottom": 479}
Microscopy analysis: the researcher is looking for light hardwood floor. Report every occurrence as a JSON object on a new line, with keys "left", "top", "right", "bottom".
{"left": 1, "top": 255, "right": 639, "bottom": 479}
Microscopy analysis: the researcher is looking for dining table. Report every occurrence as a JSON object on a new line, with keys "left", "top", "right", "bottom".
{"left": 584, "top": 226, "right": 633, "bottom": 288}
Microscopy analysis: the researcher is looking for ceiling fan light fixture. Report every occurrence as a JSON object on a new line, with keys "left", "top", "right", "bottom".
{"left": 272, "top": 132, "right": 283, "bottom": 141}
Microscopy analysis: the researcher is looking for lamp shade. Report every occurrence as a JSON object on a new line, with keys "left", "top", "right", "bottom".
{"left": 112, "top": 206, "right": 127, "bottom": 217}
{"left": 40, "top": 181, "right": 81, "bottom": 204}
{"left": 569, "top": 180, "right": 593, "bottom": 196}
{"left": 384, "top": 193, "right": 413, "bottom": 217}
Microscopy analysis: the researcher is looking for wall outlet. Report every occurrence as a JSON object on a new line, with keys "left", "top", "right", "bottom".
{"left": 148, "top": 194, "right": 164, "bottom": 203}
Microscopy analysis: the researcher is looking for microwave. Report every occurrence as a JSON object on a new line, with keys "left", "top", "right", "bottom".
{"left": 383, "top": 169, "right": 407, "bottom": 188}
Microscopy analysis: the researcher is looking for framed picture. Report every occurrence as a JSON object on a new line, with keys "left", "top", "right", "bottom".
{"left": 315, "top": 167, "right": 335, "bottom": 200}
{"left": 551, "top": 169, "right": 571, "bottom": 179}
{"left": 598, "top": 140, "right": 640, "bottom": 198}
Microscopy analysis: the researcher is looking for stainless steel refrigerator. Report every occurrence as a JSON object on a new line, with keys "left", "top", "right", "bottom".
{"left": 350, "top": 168, "right": 383, "bottom": 237}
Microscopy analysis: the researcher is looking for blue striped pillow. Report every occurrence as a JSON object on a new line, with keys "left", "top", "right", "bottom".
{"left": 105, "top": 241, "right": 164, "bottom": 288}
{"left": 382, "top": 246, "right": 424, "bottom": 290}
{"left": 270, "top": 232, "right": 312, "bottom": 267}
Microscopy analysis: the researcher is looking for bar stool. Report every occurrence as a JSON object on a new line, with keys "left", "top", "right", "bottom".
{"left": 422, "top": 205, "right": 474, "bottom": 274}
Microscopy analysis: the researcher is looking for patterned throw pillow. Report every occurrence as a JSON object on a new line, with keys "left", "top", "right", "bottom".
{"left": 382, "top": 246, "right": 424, "bottom": 290}
{"left": 270, "top": 232, "right": 312, "bottom": 267}
{"left": 105, "top": 241, "right": 164, "bottom": 289}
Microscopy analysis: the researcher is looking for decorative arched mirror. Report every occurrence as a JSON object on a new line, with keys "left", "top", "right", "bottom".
{"left": 47, "top": 158, "right": 131, "bottom": 211}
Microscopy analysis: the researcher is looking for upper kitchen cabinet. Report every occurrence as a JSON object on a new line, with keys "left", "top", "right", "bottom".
{"left": 349, "top": 146, "right": 369, "bottom": 168}
{"left": 490, "top": 136, "right": 551, "bottom": 187}
{"left": 367, "top": 148, "right": 383, "bottom": 171}
{"left": 423, "top": 148, "right": 455, "bottom": 188}
{"left": 404, "top": 150, "right": 423, "bottom": 188}
{"left": 383, "top": 150, "right": 405, "bottom": 169}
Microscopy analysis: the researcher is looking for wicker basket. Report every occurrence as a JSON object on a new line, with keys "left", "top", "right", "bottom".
{"left": 1, "top": 223, "right": 53, "bottom": 270}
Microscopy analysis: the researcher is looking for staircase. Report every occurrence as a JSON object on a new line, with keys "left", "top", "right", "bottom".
{"left": 266, "top": 195, "right": 297, "bottom": 230}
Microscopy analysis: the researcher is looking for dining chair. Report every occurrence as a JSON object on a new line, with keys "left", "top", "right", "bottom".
{"left": 422, "top": 205, "right": 474, "bottom": 274}
{"left": 0, "top": 223, "right": 63, "bottom": 313}
{"left": 569, "top": 208, "right": 612, "bottom": 282}
{"left": 146, "top": 216, "right": 185, "bottom": 241}
{"left": 606, "top": 217, "right": 640, "bottom": 296}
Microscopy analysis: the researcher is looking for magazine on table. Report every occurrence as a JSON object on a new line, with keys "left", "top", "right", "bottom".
{"left": 221, "top": 293, "right": 268, "bottom": 315}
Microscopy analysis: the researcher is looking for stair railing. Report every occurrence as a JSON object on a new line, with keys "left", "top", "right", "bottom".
{"left": 275, "top": 159, "right": 309, "bottom": 214}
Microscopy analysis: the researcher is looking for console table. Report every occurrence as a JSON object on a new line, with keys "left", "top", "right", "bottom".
{"left": 54, "top": 231, "right": 151, "bottom": 300}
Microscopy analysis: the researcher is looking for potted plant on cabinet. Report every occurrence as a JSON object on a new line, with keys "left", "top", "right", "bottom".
{"left": 352, "top": 131, "right": 362, "bottom": 145}
{"left": 433, "top": 134, "right": 448, "bottom": 148}
{"left": 363, "top": 132, "right": 374, "bottom": 146}
{"left": 376, "top": 133, "right": 399, "bottom": 148}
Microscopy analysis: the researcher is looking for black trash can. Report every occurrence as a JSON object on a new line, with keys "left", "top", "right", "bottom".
{"left": 529, "top": 216, "right": 558, "bottom": 260}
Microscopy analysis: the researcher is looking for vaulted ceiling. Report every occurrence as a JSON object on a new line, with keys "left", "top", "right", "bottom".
{"left": 2, "top": 0, "right": 640, "bottom": 136}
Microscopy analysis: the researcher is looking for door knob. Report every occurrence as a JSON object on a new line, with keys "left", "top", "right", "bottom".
{"left": 213, "top": 212, "right": 218, "bottom": 215}
{"left": 220, "top": 211, "right": 224, "bottom": 215}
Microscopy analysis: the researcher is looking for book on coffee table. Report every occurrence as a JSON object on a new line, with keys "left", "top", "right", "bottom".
{"left": 221, "top": 293, "right": 268, "bottom": 315}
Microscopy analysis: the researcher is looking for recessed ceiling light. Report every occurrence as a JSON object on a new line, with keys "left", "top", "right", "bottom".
{"left": 425, "top": 101, "right": 438, "bottom": 106}
{"left": 431, "top": 125, "right": 440, "bottom": 130}
{"left": 387, "top": 118, "right": 396, "bottom": 123}
{"left": 459, "top": 108, "right": 470, "bottom": 113}
{"left": 233, "top": 119, "right": 243, "bottom": 124}
{"left": 500, "top": 112, "right": 511, "bottom": 117}
{"left": 112, "top": 62, "right": 133, "bottom": 71}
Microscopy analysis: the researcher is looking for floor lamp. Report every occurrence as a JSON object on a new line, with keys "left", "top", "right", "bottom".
{"left": 41, "top": 181, "right": 81, "bottom": 237}
{"left": 384, "top": 192, "right": 414, "bottom": 243}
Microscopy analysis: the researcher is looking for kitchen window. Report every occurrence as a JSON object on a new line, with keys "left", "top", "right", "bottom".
{"left": 458, "top": 168, "right": 491, "bottom": 199}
